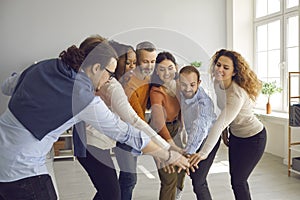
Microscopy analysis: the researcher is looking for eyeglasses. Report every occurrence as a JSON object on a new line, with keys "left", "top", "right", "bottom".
{"left": 105, "top": 68, "right": 115, "bottom": 80}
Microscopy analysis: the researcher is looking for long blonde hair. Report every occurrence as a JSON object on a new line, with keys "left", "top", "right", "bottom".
{"left": 210, "top": 49, "right": 262, "bottom": 101}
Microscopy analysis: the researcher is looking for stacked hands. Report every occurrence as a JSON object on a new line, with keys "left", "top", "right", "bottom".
{"left": 156, "top": 144, "right": 207, "bottom": 176}
{"left": 161, "top": 127, "right": 230, "bottom": 175}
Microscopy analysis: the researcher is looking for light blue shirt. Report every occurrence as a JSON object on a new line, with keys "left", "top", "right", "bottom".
{"left": 181, "top": 87, "right": 217, "bottom": 154}
{"left": 0, "top": 74, "right": 150, "bottom": 182}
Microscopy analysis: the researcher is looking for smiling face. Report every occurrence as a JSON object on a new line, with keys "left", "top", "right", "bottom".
{"left": 179, "top": 72, "right": 200, "bottom": 99}
{"left": 155, "top": 59, "right": 177, "bottom": 84}
{"left": 214, "top": 55, "right": 236, "bottom": 88}
{"left": 125, "top": 49, "right": 136, "bottom": 73}
{"left": 137, "top": 49, "right": 157, "bottom": 78}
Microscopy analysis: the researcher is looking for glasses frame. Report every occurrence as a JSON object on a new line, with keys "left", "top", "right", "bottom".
{"left": 105, "top": 68, "right": 115, "bottom": 80}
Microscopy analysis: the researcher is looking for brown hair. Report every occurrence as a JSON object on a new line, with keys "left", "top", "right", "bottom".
{"left": 179, "top": 65, "right": 200, "bottom": 82}
{"left": 210, "top": 49, "right": 262, "bottom": 101}
{"left": 59, "top": 35, "right": 117, "bottom": 72}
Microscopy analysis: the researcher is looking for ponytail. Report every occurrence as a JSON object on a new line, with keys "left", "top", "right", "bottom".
{"left": 59, "top": 45, "right": 85, "bottom": 72}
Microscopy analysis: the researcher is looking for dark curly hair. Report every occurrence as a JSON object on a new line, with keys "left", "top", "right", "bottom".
{"left": 59, "top": 35, "right": 117, "bottom": 72}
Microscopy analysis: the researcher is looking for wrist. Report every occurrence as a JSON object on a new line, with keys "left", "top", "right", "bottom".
{"left": 165, "top": 150, "right": 172, "bottom": 163}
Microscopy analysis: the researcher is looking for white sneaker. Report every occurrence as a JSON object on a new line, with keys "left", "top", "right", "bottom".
{"left": 175, "top": 188, "right": 183, "bottom": 200}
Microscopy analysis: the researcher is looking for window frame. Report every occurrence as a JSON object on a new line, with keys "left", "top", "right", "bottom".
{"left": 254, "top": 0, "right": 299, "bottom": 112}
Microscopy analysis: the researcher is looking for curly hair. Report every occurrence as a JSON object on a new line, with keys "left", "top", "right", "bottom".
{"left": 210, "top": 49, "right": 262, "bottom": 101}
{"left": 59, "top": 45, "right": 85, "bottom": 72}
{"left": 59, "top": 35, "right": 117, "bottom": 72}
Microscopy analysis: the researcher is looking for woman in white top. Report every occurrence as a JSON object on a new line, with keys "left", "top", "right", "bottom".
{"left": 76, "top": 38, "right": 171, "bottom": 200}
{"left": 190, "top": 49, "right": 267, "bottom": 200}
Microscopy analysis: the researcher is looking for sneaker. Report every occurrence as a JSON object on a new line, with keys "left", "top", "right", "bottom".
{"left": 175, "top": 188, "right": 183, "bottom": 200}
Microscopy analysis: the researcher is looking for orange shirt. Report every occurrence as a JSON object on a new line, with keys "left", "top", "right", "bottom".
{"left": 123, "top": 75, "right": 150, "bottom": 121}
{"left": 150, "top": 86, "right": 180, "bottom": 140}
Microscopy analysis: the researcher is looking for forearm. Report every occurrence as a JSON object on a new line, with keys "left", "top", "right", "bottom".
{"left": 142, "top": 140, "right": 169, "bottom": 159}
{"left": 78, "top": 97, "right": 150, "bottom": 152}
{"left": 184, "top": 120, "right": 202, "bottom": 154}
{"left": 199, "top": 107, "right": 236, "bottom": 158}
{"left": 142, "top": 140, "right": 188, "bottom": 168}
{"left": 107, "top": 82, "right": 170, "bottom": 150}
{"left": 185, "top": 116, "right": 215, "bottom": 154}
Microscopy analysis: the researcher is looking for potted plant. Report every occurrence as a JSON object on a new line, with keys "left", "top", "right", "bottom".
{"left": 261, "top": 81, "right": 282, "bottom": 114}
{"left": 190, "top": 61, "right": 202, "bottom": 68}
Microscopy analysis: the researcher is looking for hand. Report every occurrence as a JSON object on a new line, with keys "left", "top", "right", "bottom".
{"left": 222, "top": 128, "right": 229, "bottom": 147}
{"left": 166, "top": 150, "right": 190, "bottom": 172}
{"left": 154, "top": 156, "right": 163, "bottom": 167}
{"left": 156, "top": 158, "right": 176, "bottom": 174}
{"left": 163, "top": 164, "right": 176, "bottom": 174}
{"left": 189, "top": 153, "right": 205, "bottom": 168}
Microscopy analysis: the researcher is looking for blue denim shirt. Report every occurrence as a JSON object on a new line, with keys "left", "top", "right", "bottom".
{"left": 180, "top": 87, "right": 217, "bottom": 154}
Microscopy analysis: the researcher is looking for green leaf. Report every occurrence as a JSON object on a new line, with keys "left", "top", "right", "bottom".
{"left": 261, "top": 81, "right": 283, "bottom": 98}
{"left": 190, "top": 61, "right": 202, "bottom": 68}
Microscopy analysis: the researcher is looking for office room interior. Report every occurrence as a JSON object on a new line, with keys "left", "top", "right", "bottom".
{"left": 0, "top": 0, "right": 300, "bottom": 199}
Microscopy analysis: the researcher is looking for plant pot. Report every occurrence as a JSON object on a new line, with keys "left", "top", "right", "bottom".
{"left": 266, "top": 102, "right": 271, "bottom": 114}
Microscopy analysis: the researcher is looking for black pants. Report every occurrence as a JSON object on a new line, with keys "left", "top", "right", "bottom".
{"left": 77, "top": 145, "right": 121, "bottom": 200}
{"left": 229, "top": 128, "right": 267, "bottom": 200}
{"left": 190, "top": 138, "right": 221, "bottom": 200}
{"left": 0, "top": 174, "right": 57, "bottom": 200}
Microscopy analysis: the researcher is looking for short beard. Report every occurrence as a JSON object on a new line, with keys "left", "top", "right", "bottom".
{"left": 139, "top": 66, "right": 153, "bottom": 78}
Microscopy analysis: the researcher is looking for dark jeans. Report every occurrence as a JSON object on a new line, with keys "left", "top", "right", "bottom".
{"left": 77, "top": 145, "right": 121, "bottom": 200}
{"left": 229, "top": 128, "right": 267, "bottom": 200}
{"left": 0, "top": 174, "right": 57, "bottom": 200}
{"left": 190, "top": 138, "right": 221, "bottom": 200}
{"left": 114, "top": 142, "right": 137, "bottom": 200}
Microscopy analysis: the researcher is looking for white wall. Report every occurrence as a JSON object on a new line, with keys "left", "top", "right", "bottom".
{"left": 0, "top": 0, "right": 226, "bottom": 114}
{"left": 257, "top": 112, "right": 300, "bottom": 164}
{"left": 226, "top": 0, "right": 253, "bottom": 66}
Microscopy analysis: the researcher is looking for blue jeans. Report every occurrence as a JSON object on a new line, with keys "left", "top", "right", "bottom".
{"left": 229, "top": 128, "right": 267, "bottom": 200}
{"left": 0, "top": 174, "right": 57, "bottom": 200}
{"left": 190, "top": 138, "right": 221, "bottom": 200}
{"left": 114, "top": 142, "right": 137, "bottom": 200}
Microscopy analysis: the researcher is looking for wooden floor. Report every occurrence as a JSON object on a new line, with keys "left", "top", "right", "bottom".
{"left": 53, "top": 144, "right": 300, "bottom": 200}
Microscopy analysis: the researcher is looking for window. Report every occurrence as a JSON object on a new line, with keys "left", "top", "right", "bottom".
{"left": 254, "top": 0, "right": 299, "bottom": 112}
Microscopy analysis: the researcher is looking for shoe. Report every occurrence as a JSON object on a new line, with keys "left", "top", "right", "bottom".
{"left": 175, "top": 188, "right": 183, "bottom": 200}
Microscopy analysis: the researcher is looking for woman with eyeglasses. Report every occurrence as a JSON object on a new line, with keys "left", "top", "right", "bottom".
{"left": 0, "top": 36, "right": 189, "bottom": 200}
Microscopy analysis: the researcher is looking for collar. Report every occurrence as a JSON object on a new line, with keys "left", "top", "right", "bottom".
{"left": 181, "top": 87, "right": 206, "bottom": 105}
